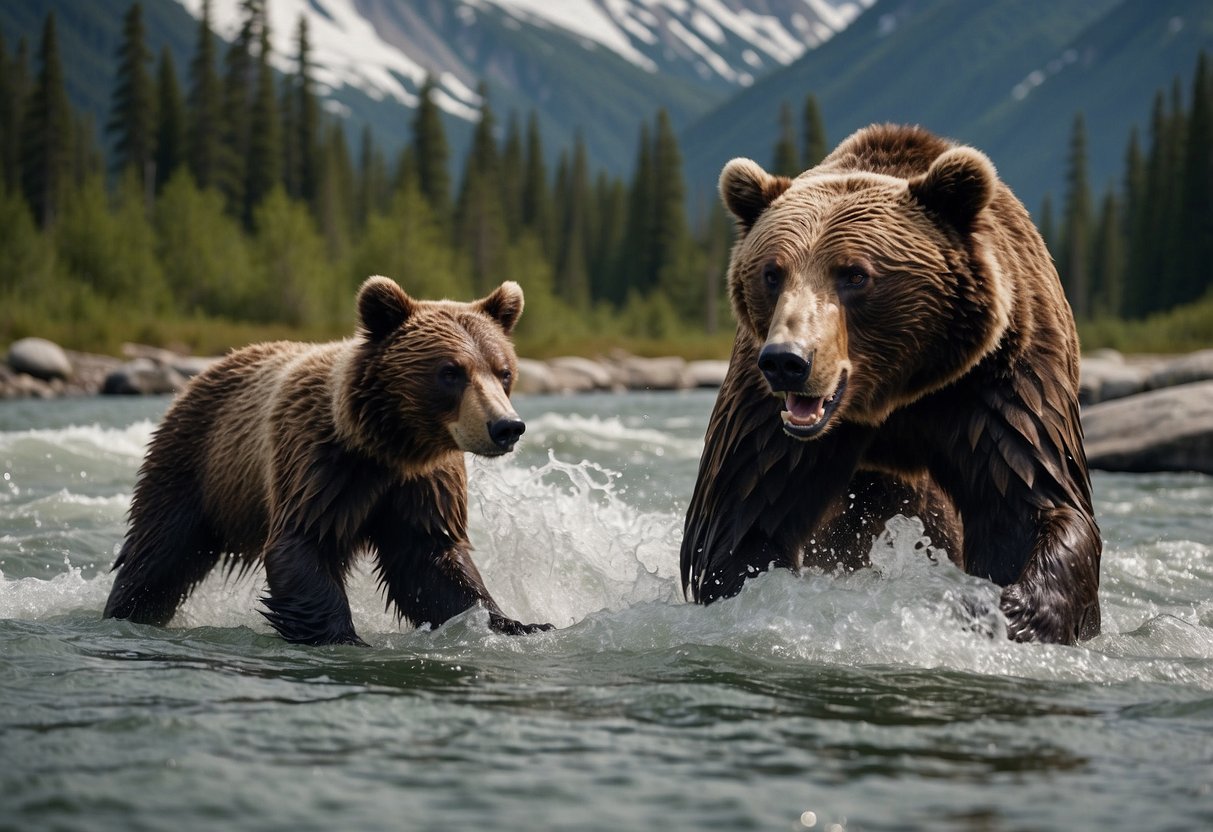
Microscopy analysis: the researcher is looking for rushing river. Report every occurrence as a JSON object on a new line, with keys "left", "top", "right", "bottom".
{"left": 2, "top": 391, "right": 1212, "bottom": 831}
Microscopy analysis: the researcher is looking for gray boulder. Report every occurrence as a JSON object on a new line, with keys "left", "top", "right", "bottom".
{"left": 101, "top": 358, "right": 187, "bottom": 396}
{"left": 612, "top": 355, "right": 689, "bottom": 390}
{"left": 7, "top": 337, "right": 73, "bottom": 381}
{"left": 1079, "top": 354, "right": 1150, "bottom": 405}
{"left": 547, "top": 356, "right": 615, "bottom": 393}
{"left": 1083, "top": 380, "right": 1213, "bottom": 475}
{"left": 685, "top": 359, "right": 728, "bottom": 388}
{"left": 514, "top": 357, "right": 557, "bottom": 395}
{"left": 1146, "top": 349, "right": 1213, "bottom": 391}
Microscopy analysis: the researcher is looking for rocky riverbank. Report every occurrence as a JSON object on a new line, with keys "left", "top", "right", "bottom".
{"left": 4, "top": 337, "right": 1212, "bottom": 475}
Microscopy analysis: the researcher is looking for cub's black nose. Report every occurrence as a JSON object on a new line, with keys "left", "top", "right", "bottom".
{"left": 489, "top": 417, "right": 526, "bottom": 450}
{"left": 758, "top": 343, "right": 811, "bottom": 390}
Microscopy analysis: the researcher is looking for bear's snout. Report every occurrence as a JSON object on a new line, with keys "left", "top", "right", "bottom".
{"left": 758, "top": 342, "right": 812, "bottom": 391}
{"left": 488, "top": 416, "right": 526, "bottom": 451}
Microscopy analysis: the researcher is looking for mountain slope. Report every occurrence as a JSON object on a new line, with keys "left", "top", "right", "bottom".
{"left": 2, "top": 0, "right": 869, "bottom": 176}
{"left": 681, "top": 0, "right": 1213, "bottom": 211}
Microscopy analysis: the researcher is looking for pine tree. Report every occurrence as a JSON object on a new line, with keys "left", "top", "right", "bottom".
{"left": 154, "top": 48, "right": 186, "bottom": 192}
{"left": 1129, "top": 92, "right": 1169, "bottom": 316}
{"left": 186, "top": 0, "right": 222, "bottom": 189}
{"left": 244, "top": 14, "right": 280, "bottom": 225}
{"left": 772, "top": 100, "right": 799, "bottom": 177}
{"left": 218, "top": 0, "right": 257, "bottom": 216}
{"left": 652, "top": 109, "right": 689, "bottom": 285}
{"left": 454, "top": 84, "right": 507, "bottom": 294}
{"left": 412, "top": 73, "right": 451, "bottom": 221}
{"left": 1178, "top": 51, "right": 1213, "bottom": 306}
{"left": 0, "top": 33, "right": 31, "bottom": 193}
{"left": 801, "top": 93, "right": 828, "bottom": 169}
{"left": 554, "top": 133, "right": 590, "bottom": 307}
{"left": 315, "top": 123, "right": 355, "bottom": 261}
{"left": 21, "top": 13, "right": 73, "bottom": 227}
{"left": 1119, "top": 127, "right": 1145, "bottom": 316}
{"left": 500, "top": 111, "right": 524, "bottom": 238}
{"left": 355, "top": 124, "right": 387, "bottom": 228}
{"left": 589, "top": 172, "right": 626, "bottom": 304}
{"left": 521, "top": 110, "right": 553, "bottom": 255}
{"left": 292, "top": 15, "right": 319, "bottom": 206}
{"left": 1061, "top": 113, "right": 1092, "bottom": 319}
{"left": 108, "top": 2, "right": 157, "bottom": 191}
{"left": 1090, "top": 187, "right": 1123, "bottom": 317}
{"left": 617, "top": 120, "right": 655, "bottom": 305}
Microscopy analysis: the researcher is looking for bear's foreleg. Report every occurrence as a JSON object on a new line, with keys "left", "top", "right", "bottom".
{"left": 259, "top": 531, "right": 365, "bottom": 646}
{"left": 999, "top": 504, "right": 1101, "bottom": 644}
{"left": 104, "top": 490, "right": 221, "bottom": 625}
{"left": 371, "top": 528, "right": 535, "bottom": 633}
{"left": 368, "top": 483, "right": 552, "bottom": 634}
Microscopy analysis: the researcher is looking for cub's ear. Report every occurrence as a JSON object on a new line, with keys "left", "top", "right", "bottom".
{"left": 908, "top": 147, "right": 997, "bottom": 229}
{"left": 719, "top": 157, "right": 793, "bottom": 230}
{"left": 475, "top": 280, "right": 525, "bottom": 335}
{"left": 357, "top": 275, "right": 415, "bottom": 341}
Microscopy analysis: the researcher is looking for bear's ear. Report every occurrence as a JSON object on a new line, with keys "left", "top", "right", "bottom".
{"left": 908, "top": 147, "right": 997, "bottom": 229}
{"left": 719, "top": 157, "right": 793, "bottom": 230}
{"left": 475, "top": 280, "right": 525, "bottom": 335}
{"left": 357, "top": 275, "right": 415, "bottom": 341}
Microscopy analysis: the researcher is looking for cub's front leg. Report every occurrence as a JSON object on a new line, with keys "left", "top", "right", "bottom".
{"left": 260, "top": 528, "right": 365, "bottom": 646}
{"left": 368, "top": 471, "right": 552, "bottom": 634}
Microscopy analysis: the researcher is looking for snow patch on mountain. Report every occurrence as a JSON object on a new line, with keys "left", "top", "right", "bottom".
{"left": 174, "top": 0, "right": 873, "bottom": 121}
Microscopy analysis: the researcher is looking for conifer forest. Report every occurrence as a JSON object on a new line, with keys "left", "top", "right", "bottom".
{"left": 1, "top": 2, "right": 1211, "bottom": 356}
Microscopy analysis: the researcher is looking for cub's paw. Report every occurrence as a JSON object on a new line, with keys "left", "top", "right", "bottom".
{"left": 999, "top": 584, "right": 1074, "bottom": 645}
{"left": 489, "top": 614, "right": 555, "bottom": 635}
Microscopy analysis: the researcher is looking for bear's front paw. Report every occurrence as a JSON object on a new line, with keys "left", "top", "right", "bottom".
{"left": 489, "top": 613, "right": 554, "bottom": 635}
{"left": 999, "top": 584, "right": 1074, "bottom": 645}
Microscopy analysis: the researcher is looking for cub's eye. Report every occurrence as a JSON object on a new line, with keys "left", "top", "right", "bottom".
{"left": 761, "top": 263, "right": 782, "bottom": 290}
{"left": 438, "top": 364, "right": 466, "bottom": 387}
{"left": 500, "top": 369, "right": 513, "bottom": 387}
{"left": 839, "top": 266, "right": 870, "bottom": 290}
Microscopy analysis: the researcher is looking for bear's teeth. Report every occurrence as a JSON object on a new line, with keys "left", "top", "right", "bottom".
{"left": 784, "top": 394, "right": 826, "bottom": 426}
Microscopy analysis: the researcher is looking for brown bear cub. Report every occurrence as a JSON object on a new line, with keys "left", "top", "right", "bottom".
{"left": 682, "top": 124, "right": 1101, "bottom": 644}
{"left": 104, "top": 276, "right": 551, "bottom": 645}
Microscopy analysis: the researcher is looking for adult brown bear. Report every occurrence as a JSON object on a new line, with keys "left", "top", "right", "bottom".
{"left": 104, "top": 276, "right": 551, "bottom": 645}
{"left": 681, "top": 124, "right": 1100, "bottom": 644}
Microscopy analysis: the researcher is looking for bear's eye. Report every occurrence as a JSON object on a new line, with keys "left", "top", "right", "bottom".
{"left": 761, "top": 263, "right": 782, "bottom": 291}
{"left": 500, "top": 369, "right": 513, "bottom": 389}
{"left": 438, "top": 364, "right": 467, "bottom": 388}
{"left": 839, "top": 266, "right": 870, "bottom": 290}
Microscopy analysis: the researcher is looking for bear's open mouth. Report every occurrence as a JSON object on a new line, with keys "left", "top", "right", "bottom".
{"left": 779, "top": 371, "right": 847, "bottom": 439}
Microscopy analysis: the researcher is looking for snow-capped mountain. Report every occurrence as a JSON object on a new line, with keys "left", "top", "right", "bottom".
{"left": 174, "top": 0, "right": 871, "bottom": 123}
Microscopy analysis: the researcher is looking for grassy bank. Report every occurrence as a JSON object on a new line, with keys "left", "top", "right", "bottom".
{"left": 1078, "top": 294, "right": 1213, "bottom": 354}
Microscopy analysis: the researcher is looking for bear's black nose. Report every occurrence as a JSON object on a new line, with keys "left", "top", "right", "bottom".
{"left": 758, "top": 343, "right": 811, "bottom": 390}
{"left": 489, "top": 417, "right": 526, "bottom": 450}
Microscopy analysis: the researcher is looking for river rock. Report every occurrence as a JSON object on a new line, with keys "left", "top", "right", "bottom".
{"left": 547, "top": 356, "right": 616, "bottom": 393}
{"left": 7, "top": 337, "right": 73, "bottom": 381}
{"left": 1082, "top": 380, "right": 1213, "bottom": 475}
{"left": 612, "top": 355, "right": 689, "bottom": 390}
{"left": 1146, "top": 349, "right": 1213, "bottom": 391}
{"left": 685, "top": 359, "right": 728, "bottom": 388}
{"left": 101, "top": 358, "right": 187, "bottom": 396}
{"left": 1079, "top": 356, "right": 1149, "bottom": 405}
{"left": 514, "top": 357, "right": 557, "bottom": 395}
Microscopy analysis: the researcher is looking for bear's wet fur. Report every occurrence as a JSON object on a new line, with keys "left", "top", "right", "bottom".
{"left": 104, "top": 276, "right": 551, "bottom": 645}
{"left": 682, "top": 124, "right": 1101, "bottom": 644}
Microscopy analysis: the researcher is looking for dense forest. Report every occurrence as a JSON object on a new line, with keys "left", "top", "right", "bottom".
{"left": 0, "top": 1, "right": 1211, "bottom": 357}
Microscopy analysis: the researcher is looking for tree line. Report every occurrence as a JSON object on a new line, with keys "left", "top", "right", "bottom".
{"left": 2, "top": 2, "right": 1207, "bottom": 357}
{"left": 1048, "top": 50, "right": 1213, "bottom": 322}
{"left": 0, "top": 1, "right": 746, "bottom": 353}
